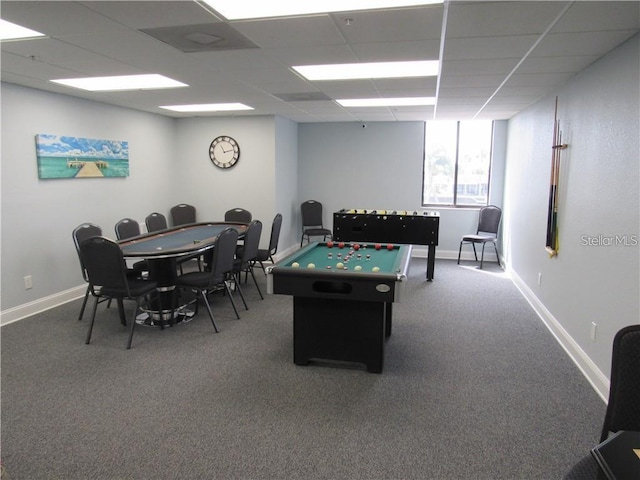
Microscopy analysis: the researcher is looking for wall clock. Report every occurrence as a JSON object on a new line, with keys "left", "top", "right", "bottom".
{"left": 209, "top": 136, "right": 240, "bottom": 169}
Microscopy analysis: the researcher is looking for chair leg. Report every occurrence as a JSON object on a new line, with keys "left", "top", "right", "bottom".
{"left": 249, "top": 267, "right": 264, "bottom": 300}
{"left": 126, "top": 304, "right": 137, "bottom": 349}
{"left": 480, "top": 243, "right": 486, "bottom": 269}
{"left": 85, "top": 297, "right": 100, "bottom": 344}
{"left": 126, "top": 296, "right": 146, "bottom": 349}
{"left": 223, "top": 282, "right": 241, "bottom": 319}
{"left": 78, "top": 285, "right": 91, "bottom": 320}
{"left": 493, "top": 242, "right": 500, "bottom": 267}
{"left": 471, "top": 243, "right": 478, "bottom": 261}
{"left": 117, "top": 298, "right": 127, "bottom": 326}
{"left": 200, "top": 291, "right": 219, "bottom": 333}
{"left": 233, "top": 273, "right": 249, "bottom": 310}
{"left": 457, "top": 241, "right": 463, "bottom": 264}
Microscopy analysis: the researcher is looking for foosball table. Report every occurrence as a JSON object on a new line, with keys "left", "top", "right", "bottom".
{"left": 332, "top": 209, "right": 440, "bottom": 280}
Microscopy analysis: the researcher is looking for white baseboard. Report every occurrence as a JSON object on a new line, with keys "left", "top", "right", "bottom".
{"left": 510, "top": 270, "right": 609, "bottom": 403}
{"left": 1, "top": 285, "right": 86, "bottom": 326}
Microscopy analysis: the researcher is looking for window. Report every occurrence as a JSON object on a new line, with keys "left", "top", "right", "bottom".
{"left": 422, "top": 121, "right": 493, "bottom": 206}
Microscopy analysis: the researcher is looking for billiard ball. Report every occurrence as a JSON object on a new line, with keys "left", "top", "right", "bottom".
{"left": 387, "top": 244, "right": 393, "bottom": 250}
{"left": 291, "top": 262, "right": 300, "bottom": 268}
{"left": 338, "top": 242, "right": 345, "bottom": 249}
{"left": 354, "top": 265, "right": 363, "bottom": 271}
{"left": 375, "top": 244, "right": 381, "bottom": 250}
{"left": 336, "top": 262, "right": 344, "bottom": 269}
{"left": 353, "top": 244, "right": 360, "bottom": 250}
{"left": 327, "top": 241, "right": 334, "bottom": 248}
{"left": 372, "top": 266, "right": 380, "bottom": 272}
{"left": 307, "top": 263, "right": 316, "bottom": 269}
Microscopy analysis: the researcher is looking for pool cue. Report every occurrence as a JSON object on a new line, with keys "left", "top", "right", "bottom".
{"left": 545, "top": 97, "right": 567, "bottom": 256}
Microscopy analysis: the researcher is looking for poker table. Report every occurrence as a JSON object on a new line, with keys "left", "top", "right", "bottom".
{"left": 119, "top": 222, "right": 247, "bottom": 323}
{"left": 266, "top": 241, "right": 412, "bottom": 373}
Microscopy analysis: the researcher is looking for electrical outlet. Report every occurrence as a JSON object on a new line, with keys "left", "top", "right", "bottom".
{"left": 590, "top": 322, "right": 597, "bottom": 342}
{"left": 537, "top": 272, "right": 542, "bottom": 286}
{"left": 24, "top": 275, "right": 33, "bottom": 290}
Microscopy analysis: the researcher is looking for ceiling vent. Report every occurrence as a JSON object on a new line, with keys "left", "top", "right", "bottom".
{"left": 139, "top": 23, "right": 258, "bottom": 53}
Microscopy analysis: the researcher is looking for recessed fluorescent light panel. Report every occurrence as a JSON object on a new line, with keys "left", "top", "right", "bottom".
{"left": 159, "top": 103, "right": 254, "bottom": 112}
{"left": 0, "top": 19, "right": 45, "bottom": 41}
{"left": 50, "top": 74, "right": 188, "bottom": 92}
{"left": 337, "top": 97, "right": 436, "bottom": 107}
{"left": 203, "top": 0, "right": 443, "bottom": 20}
{"left": 293, "top": 61, "right": 438, "bottom": 81}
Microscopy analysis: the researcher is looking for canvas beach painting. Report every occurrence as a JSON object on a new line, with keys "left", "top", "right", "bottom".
{"left": 35, "top": 134, "right": 129, "bottom": 179}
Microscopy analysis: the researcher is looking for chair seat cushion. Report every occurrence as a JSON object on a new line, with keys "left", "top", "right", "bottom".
{"left": 177, "top": 271, "right": 225, "bottom": 289}
{"left": 304, "top": 228, "right": 331, "bottom": 236}
{"left": 256, "top": 249, "right": 271, "bottom": 262}
{"left": 462, "top": 234, "right": 497, "bottom": 243}
{"left": 101, "top": 279, "right": 157, "bottom": 298}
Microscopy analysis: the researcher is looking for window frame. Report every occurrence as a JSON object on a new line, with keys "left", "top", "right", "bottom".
{"left": 421, "top": 120, "right": 494, "bottom": 208}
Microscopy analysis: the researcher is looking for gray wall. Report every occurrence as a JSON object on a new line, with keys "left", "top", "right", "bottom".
{"left": 1, "top": 84, "right": 177, "bottom": 311}
{"left": 297, "top": 121, "right": 507, "bottom": 257}
{"left": 504, "top": 33, "right": 639, "bottom": 389}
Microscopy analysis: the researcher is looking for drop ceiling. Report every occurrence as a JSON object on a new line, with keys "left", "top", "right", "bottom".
{"left": 1, "top": 1, "right": 638, "bottom": 122}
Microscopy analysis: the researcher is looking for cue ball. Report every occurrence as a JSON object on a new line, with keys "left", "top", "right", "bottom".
{"left": 375, "top": 244, "right": 382, "bottom": 250}
{"left": 307, "top": 263, "right": 316, "bottom": 269}
{"left": 387, "top": 244, "right": 394, "bottom": 250}
{"left": 354, "top": 265, "right": 363, "bottom": 271}
{"left": 336, "top": 262, "right": 344, "bottom": 269}
{"left": 291, "top": 262, "right": 300, "bottom": 268}
{"left": 372, "top": 266, "right": 380, "bottom": 272}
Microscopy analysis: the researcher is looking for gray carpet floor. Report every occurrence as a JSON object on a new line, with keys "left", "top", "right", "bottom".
{"left": 1, "top": 259, "right": 605, "bottom": 479}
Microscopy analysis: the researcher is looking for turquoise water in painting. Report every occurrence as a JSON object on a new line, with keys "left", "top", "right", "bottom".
{"left": 37, "top": 156, "right": 130, "bottom": 179}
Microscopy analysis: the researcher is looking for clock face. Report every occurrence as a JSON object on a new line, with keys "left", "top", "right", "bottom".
{"left": 209, "top": 136, "right": 240, "bottom": 169}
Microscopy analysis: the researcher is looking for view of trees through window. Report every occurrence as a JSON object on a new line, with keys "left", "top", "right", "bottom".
{"left": 423, "top": 121, "right": 493, "bottom": 206}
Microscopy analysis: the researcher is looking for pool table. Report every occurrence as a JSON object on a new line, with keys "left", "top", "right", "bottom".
{"left": 266, "top": 241, "right": 412, "bottom": 373}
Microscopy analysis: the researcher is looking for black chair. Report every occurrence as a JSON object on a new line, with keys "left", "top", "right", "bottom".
{"left": 457, "top": 205, "right": 502, "bottom": 268}
{"left": 114, "top": 218, "right": 147, "bottom": 275}
{"left": 79, "top": 236, "right": 158, "bottom": 349}
{"left": 224, "top": 208, "right": 252, "bottom": 223}
{"left": 145, "top": 212, "right": 168, "bottom": 232}
{"left": 232, "top": 220, "right": 263, "bottom": 306}
{"left": 563, "top": 324, "right": 640, "bottom": 479}
{"left": 176, "top": 227, "right": 241, "bottom": 328}
{"left": 72, "top": 223, "right": 105, "bottom": 321}
{"left": 115, "top": 218, "right": 141, "bottom": 240}
{"left": 256, "top": 213, "right": 282, "bottom": 274}
{"left": 300, "top": 200, "right": 332, "bottom": 246}
{"left": 170, "top": 203, "right": 196, "bottom": 226}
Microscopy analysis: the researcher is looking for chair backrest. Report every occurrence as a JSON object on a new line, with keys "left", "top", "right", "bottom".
{"left": 600, "top": 324, "right": 640, "bottom": 441}
{"left": 209, "top": 227, "right": 239, "bottom": 284}
{"left": 170, "top": 203, "right": 196, "bottom": 226}
{"left": 79, "top": 236, "right": 130, "bottom": 295}
{"left": 115, "top": 218, "right": 141, "bottom": 240}
{"left": 268, "top": 213, "right": 283, "bottom": 255}
{"left": 301, "top": 200, "right": 324, "bottom": 228}
{"left": 145, "top": 212, "right": 168, "bottom": 232}
{"left": 477, "top": 205, "right": 502, "bottom": 236}
{"left": 224, "top": 208, "right": 252, "bottom": 223}
{"left": 238, "top": 220, "right": 263, "bottom": 268}
{"left": 72, "top": 223, "right": 102, "bottom": 282}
